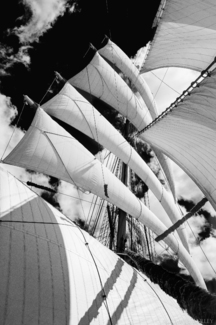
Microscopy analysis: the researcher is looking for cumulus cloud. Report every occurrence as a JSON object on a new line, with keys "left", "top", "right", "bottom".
{"left": 132, "top": 44, "right": 148, "bottom": 70}
{"left": 16, "top": 0, "right": 75, "bottom": 43}
{"left": 0, "top": 94, "right": 24, "bottom": 160}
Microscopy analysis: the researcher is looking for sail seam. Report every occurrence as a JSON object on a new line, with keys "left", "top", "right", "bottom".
{"left": 43, "top": 132, "right": 78, "bottom": 188}
{"left": 73, "top": 223, "right": 113, "bottom": 324}
{"left": 41, "top": 198, "right": 69, "bottom": 321}
{"left": 135, "top": 269, "right": 174, "bottom": 325}
{"left": 73, "top": 98, "right": 96, "bottom": 140}
{"left": 28, "top": 196, "right": 42, "bottom": 324}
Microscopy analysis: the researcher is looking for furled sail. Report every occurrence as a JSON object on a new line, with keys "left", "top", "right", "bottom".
{"left": 0, "top": 167, "right": 201, "bottom": 324}
{"left": 140, "top": 67, "right": 216, "bottom": 218}
{"left": 141, "top": 0, "right": 216, "bottom": 72}
{"left": 2, "top": 107, "right": 205, "bottom": 288}
{"left": 42, "top": 82, "right": 187, "bottom": 250}
{"left": 69, "top": 51, "right": 176, "bottom": 198}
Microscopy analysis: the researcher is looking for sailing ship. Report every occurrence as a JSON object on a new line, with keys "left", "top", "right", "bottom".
{"left": 1, "top": 0, "right": 216, "bottom": 324}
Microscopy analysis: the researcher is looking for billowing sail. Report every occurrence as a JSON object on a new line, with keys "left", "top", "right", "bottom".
{"left": 140, "top": 67, "right": 216, "bottom": 218}
{"left": 98, "top": 38, "right": 159, "bottom": 119}
{"left": 141, "top": 0, "right": 216, "bottom": 72}
{"left": 69, "top": 52, "right": 176, "bottom": 198}
{"left": 98, "top": 39, "right": 176, "bottom": 197}
{"left": 42, "top": 82, "right": 187, "bottom": 250}
{"left": 3, "top": 107, "right": 205, "bottom": 288}
{"left": 69, "top": 52, "right": 152, "bottom": 129}
{"left": 0, "top": 167, "right": 200, "bottom": 324}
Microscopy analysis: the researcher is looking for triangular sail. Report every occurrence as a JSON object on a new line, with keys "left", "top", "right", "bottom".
{"left": 69, "top": 52, "right": 176, "bottom": 198}
{"left": 141, "top": 0, "right": 216, "bottom": 72}
{"left": 69, "top": 52, "right": 152, "bottom": 129}
{"left": 140, "top": 67, "right": 216, "bottom": 217}
{"left": 0, "top": 167, "right": 200, "bottom": 324}
{"left": 42, "top": 82, "right": 188, "bottom": 250}
{"left": 2, "top": 108, "right": 205, "bottom": 288}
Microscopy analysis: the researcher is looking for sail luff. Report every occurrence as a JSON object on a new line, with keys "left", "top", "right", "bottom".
{"left": 42, "top": 83, "right": 188, "bottom": 250}
{"left": 2, "top": 108, "right": 205, "bottom": 288}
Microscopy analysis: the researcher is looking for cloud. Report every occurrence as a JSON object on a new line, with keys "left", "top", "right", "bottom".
{"left": 132, "top": 45, "right": 148, "bottom": 70}
{"left": 57, "top": 181, "right": 82, "bottom": 220}
{"left": 0, "top": 94, "right": 24, "bottom": 160}
{"left": 16, "top": 0, "right": 72, "bottom": 43}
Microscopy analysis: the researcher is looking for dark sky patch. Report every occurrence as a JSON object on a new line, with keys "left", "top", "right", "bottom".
{"left": 0, "top": 0, "right": 161, "bottom": 110}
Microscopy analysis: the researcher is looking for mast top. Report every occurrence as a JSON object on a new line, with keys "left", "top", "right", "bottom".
{"left": 23, "top": 95, "right": 39, "bottom": 110}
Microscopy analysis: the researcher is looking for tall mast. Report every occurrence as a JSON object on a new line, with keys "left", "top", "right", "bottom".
{"left": 116, "top": 120, "right": 130, "bottom": 252}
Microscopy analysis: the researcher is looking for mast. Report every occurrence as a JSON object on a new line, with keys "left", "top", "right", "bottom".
{"left": 116, "top": 162, "right": 128, "bottom": 252}
{"left": 116, "top": 120, "right": 130, "bottom": 252}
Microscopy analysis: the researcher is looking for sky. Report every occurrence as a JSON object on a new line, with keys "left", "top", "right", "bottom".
{"left": 0, "top": 0, "right": 216, "bottom": 281}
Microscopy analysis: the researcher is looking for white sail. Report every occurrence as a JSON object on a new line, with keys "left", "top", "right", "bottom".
{"left": 2, "top": 107, "right": 205, "bottom": 288}
{"left": 42, "top": 83, "right": 187, "bottom": 250}
{"left": 98, "top": 38, "right": 159, "bottom": 119}
{"left": 140, "top": 68, "right": 216, "bottom": 217}
{"left": 69, "top": 52, "right": 152, "bottom": 129}
{"left": 0, "top": 166, "right": 200, "bottom": 324}
{"left": 141, "top": 0, "right": 216, "bottom": 72}
{"left": 69, "top": 52, "right": 176, "bottom": 198}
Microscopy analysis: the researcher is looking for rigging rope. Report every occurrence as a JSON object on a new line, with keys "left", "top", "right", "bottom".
{"left": 150, "top": 71, "right": 181, "bottom": 95}
{"left": 26, "top": 181, "right": 104, "bottom": 206}
{"left": 153, "top": 68, "right": 169, "bottom": 100}
{"left": 39, "top": 77, "right": 57, "bottom": 105}
{"left": 136, "top": 56, "right": 216, "bottom": 136}
{"left": 74, "top": 224, "right": 114, "bottom": 325}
